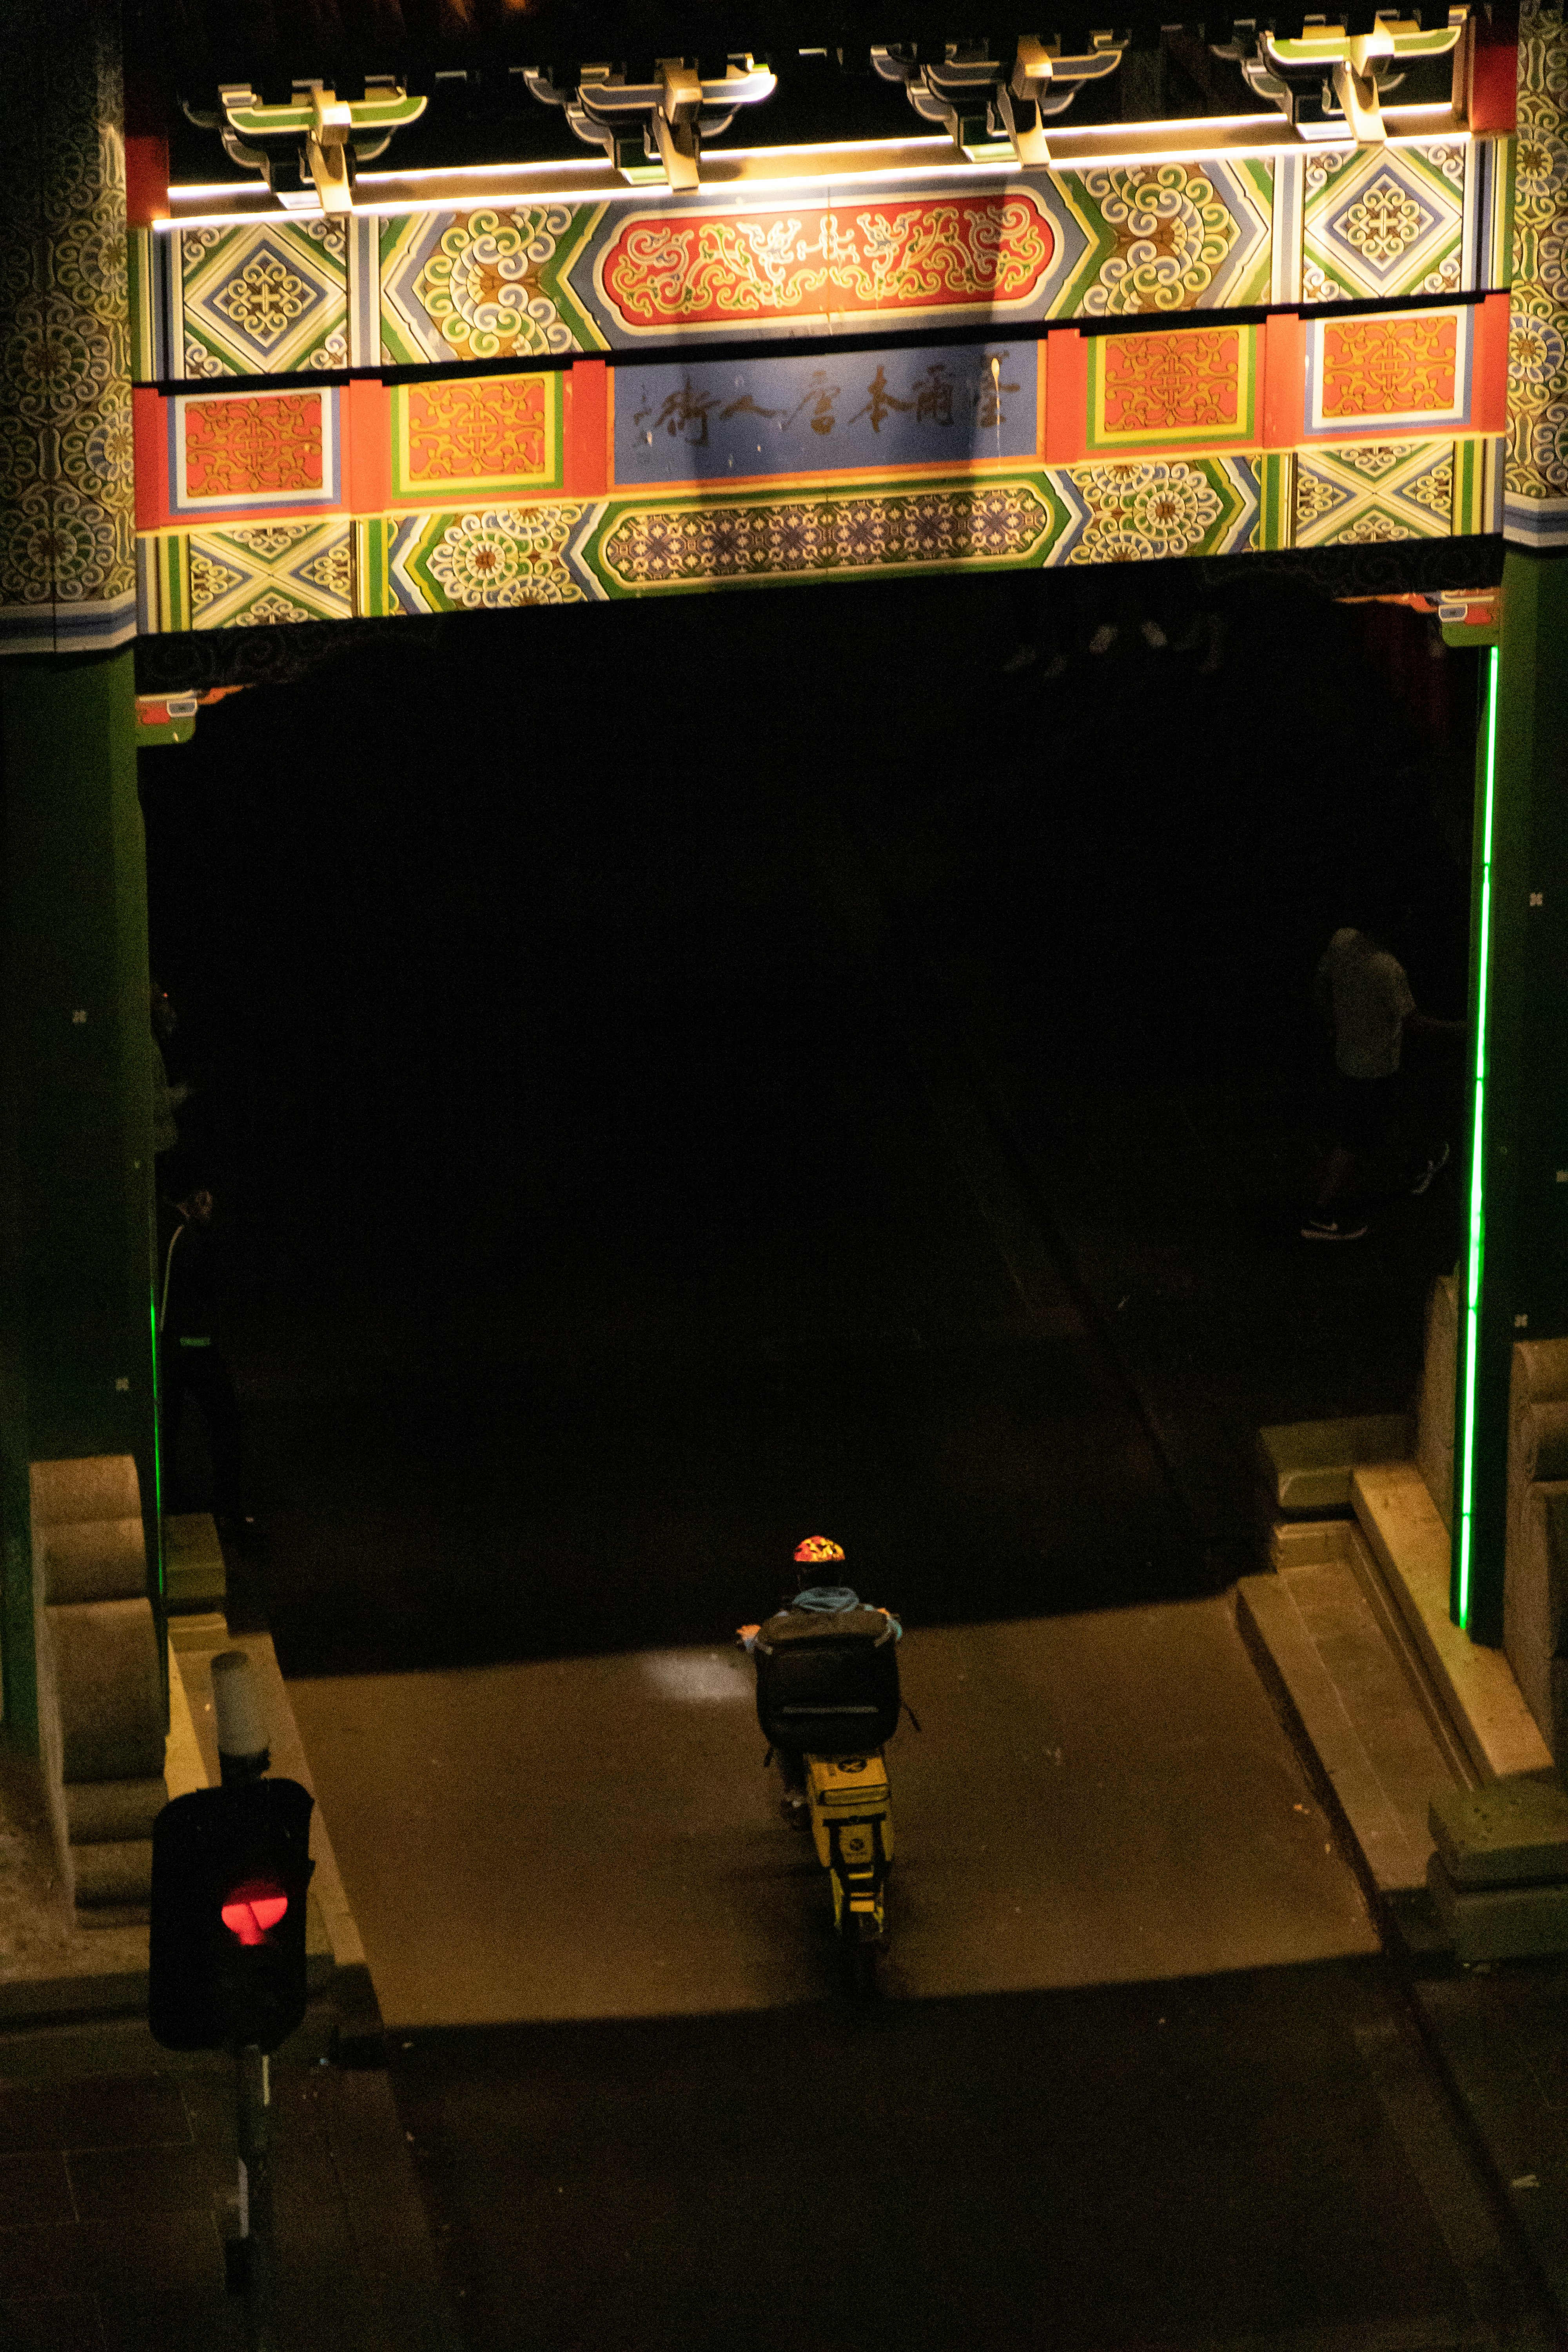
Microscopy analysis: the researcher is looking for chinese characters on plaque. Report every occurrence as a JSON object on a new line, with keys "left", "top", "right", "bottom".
{"left": 615, "top": 341, "right": 1037, "bottom": 484}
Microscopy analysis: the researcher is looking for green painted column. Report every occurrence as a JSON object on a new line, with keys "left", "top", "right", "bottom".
{"left": 1452, "top": 0, "right": 1568, "bottom": 1640}
{"left": 1452, "top": 552, "right": 1568, "bottom": 1645}
{"left": 0, "top": 0, "right": 158, "bottom": 1747}
{"left": 0, "top": 653, "right": 161, "bottom": 1741}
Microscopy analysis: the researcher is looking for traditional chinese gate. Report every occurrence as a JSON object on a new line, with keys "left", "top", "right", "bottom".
{"left": 0, "top": 0, "right": 1563, "bottom": 1753}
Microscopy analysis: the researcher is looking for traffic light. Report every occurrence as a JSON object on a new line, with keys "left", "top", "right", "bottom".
{"left": 149, "top": 1778, "right": 315, "bottom": 2053}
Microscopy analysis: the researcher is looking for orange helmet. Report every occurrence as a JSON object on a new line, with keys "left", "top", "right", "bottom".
{"left": 792, "top": 1535, "right": 845, "bottom": 1564}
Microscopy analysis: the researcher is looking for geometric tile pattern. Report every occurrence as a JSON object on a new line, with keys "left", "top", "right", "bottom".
{"left": 186, "top": 519, "right": 353, "bottom": 627}
{"left": 1507, "top": 0, "right": 1568, "bottom": 542}
{"left": 1087, "top": 325, "right": 1254, "bottom": 448}
{"left": 178, "top": 218, "right": 348, "bottom": 377}
{"left": 1301, "top": 141, "right": 1468, "bottom": 305}
{"left": 0, "top": 0, "right": 137, "bottom": 650}
{"left": 1292, "top": 439, "right": 1459, "bottom": 546}
{"left": 171, "top": 389, "right": 340, "bottom": 512}
{"left": 389, "top": 374, "right": 562, "bottom": 498}
{"left": 1305, "top": 309, "right": 1470, "bottom": 434}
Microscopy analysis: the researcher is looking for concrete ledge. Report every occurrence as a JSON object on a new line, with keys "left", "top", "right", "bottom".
{"left": 1430, "top": 1779, "right": 1568, "bottom": 1889}
{"left": 1352, "top": 1462, "right": 1553, "bottom": 1784}
{"left": 1267, "top": 1518, "right": 1354, "bottom": 1572}
{"left": 1426, "top": 1854, "right": 1568, "bottom": 1963}
{"left": 1236, "top": 1572, "right": 1441, "bottom": 1900}
{"left": 1258, "top": 1415, "right": 1412, "bottom": 1515}
{"left": 162, "top": 1512, "right": 226, "bottom": 1613}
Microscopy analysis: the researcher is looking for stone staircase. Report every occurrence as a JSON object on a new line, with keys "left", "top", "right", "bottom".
{"left": 31, "top": 1455, "right": 165, "bottom": 1926}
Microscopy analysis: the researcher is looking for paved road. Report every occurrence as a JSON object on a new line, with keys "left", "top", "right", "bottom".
{"left": 290, "top": 1608, "right": 1375, "bottom": 2028}
{"left": 390, "top": 1960, "right": 1541, "bottom": 2352}
{"left": 144, "top": 581, "right": 1548, "bottom": 2350}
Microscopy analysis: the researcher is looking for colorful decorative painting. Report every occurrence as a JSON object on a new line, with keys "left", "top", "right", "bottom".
{"left": 380, "top": 205, "right": 604, "bottom": 363}
{"left": 137, "top": 429, "right": 1499, "bottom": 628}
{"left": 1507, "top": 0, "right": 1568, "bottom": 543}
{"left": 129, "top": 137, "right": 1513, "bottom": 394}
{"left": 387, "top": 502, "right": 595, "bottom": 608}
{"left": 1292, "top": 439, "right": 1461, "bottom": 546}
{"left": 592, "top": 190, "right": 1067, "bottom": 333}
{"left": 1055, "top": 454, "right": 1261, "bottom": 560}
{"left": 185, "top": 518, "right": 354, "bottom": 627}
{"left": 0, "top": 0, "right": 136, "bottom": 651}
{"left": 1300, "top": 141, "right": 1469, "bottom": 304}
{"left": 590, "top": 477, "right": 1060, "bottom": 591}
{"left": 170, "top": 389, "right": 339, "bottom": 512}
{"left": 389, "top": 373, "right": 563, "bottom": 498}
{"left": 142, "top": 141, "right": 1530, "bottom": 386}
{"left": 613, "top": 343, "right": 1037, "bottom": 486}
{"left": 1065, "top": 161, "right": 1272, "bottom": 316}
{"left": 1305, "top": 309, "right": 1472, "bottom": 434}
{"left": 176, "top": 217, "right": 348, "bottom": 377}
{"left": 1087, "top": 326, "right": 1254, "bottom": 450}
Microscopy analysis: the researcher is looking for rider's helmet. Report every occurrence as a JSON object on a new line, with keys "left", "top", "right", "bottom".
{"left": 793, "top": 1536, "right": 845, "bottom": 1565}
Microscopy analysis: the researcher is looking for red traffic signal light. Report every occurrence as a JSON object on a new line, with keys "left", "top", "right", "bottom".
{"left": 150, "top": 1779, "right": 315, "bottom": 2053}
{"left": 221, "top": 1881, "right": 290, "bottom": 1945}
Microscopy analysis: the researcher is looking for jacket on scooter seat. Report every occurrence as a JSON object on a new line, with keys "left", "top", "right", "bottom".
{"left": 752, "top": 1594, "right": 901, "bottom": 1754}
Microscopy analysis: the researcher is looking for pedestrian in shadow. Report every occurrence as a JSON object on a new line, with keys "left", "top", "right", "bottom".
{"left": 157, "top": 1184, "right": 254, "bottom": 1545}
{"left": 1000, "top": 568, "right": 1082, "bottom": 679}
{"left": 1303, "top": 893, "right": 1463, "bottom": 1241}
{"left": 151, "top": 981, "right": 192, "bottom": 1179}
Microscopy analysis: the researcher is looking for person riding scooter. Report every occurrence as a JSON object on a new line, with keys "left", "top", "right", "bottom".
{"left": 738, "top": 1537, "right": 902, "bottom": 1829}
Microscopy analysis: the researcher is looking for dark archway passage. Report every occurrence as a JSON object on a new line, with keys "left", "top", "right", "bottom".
{"left": 143, "top": 566, "right": 1470, "bottom": 1671}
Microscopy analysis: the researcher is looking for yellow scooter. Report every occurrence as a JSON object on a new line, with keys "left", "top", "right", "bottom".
{"left": 804, "top": 1749, "right": 894, "bottom": 1996}
{"left": 742, "top": 1577, "right": 906, "bottom": 1995}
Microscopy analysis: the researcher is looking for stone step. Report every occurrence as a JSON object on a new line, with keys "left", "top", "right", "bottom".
{"left": 1257, "top": 1414, "right": 1412, "bottom": 1517}
{"left": 161, "top": 1511, "right": 226, "bottom": 1613}
{"left": 1236, "top": 1555, "right": 1461, "bottom": 1907}
{"left": 1430, "top": 1779, "right": 1568, "bottom": 1888}
{"left": 1351, "top": 1462, "right": 1554, "bottom": 1784}
{"left": 1426, "top": 1858, "right": 1568, "bottom": 1964}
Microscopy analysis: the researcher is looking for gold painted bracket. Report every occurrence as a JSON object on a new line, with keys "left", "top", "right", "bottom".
{"left": 871, "top": 34, "right": 1125, "bottom": 167}
{"left": 1231, "top": 11, "right": 1466, "bottom": 143}
{"left": 523, "top": 56, "right": 777, "bottom": 191}
{"left": 214, "top": 78, "right": 427, "bottom": 210}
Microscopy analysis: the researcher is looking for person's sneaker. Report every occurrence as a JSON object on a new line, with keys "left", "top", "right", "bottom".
{"left": 1140, "top": 618, "right": 1169, "bottom": 650}
{"left": 1410, "top": 1141, "right": 1451, "bottom": 1196}
{"left": 1088, "top": 622, "right": 1119, "bottom": 655}
{"left": 1301, "top": 1215, "right": 1370, "bottom": 1241}
{"left": 780, "top": 1793, "right": 812, "bottom": 1830}
{"left": 1000, "top": 643, "right": 1039, "bottom": 676}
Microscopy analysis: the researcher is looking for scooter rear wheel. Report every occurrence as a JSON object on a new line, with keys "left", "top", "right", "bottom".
{"left": 844, "top": 1936, "right": 878, "bottom": 2000}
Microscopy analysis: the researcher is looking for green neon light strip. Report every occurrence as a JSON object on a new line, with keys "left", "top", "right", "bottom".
{"left": 149, "top": 1283, "right": 163, "bottom": 1523}
{"left": 1456, "top": 644, "right": 1500, "bottom": 1631}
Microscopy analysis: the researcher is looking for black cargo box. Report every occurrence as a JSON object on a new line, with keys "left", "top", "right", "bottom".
{"left": 753, "top": 1606, "right": 900, "bottom": 1752}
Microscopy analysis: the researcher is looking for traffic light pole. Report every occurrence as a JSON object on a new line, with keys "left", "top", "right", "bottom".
{"left": 235, "top": 2043, "right": 279, "bottom": 2352}
{"left": 150, "top": 1652, "right": 313, "bottom": 2345}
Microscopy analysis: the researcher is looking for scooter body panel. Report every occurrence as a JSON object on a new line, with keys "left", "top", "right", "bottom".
{"left": 806, "top": 1751, "right": 892, "bottom": 1936}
